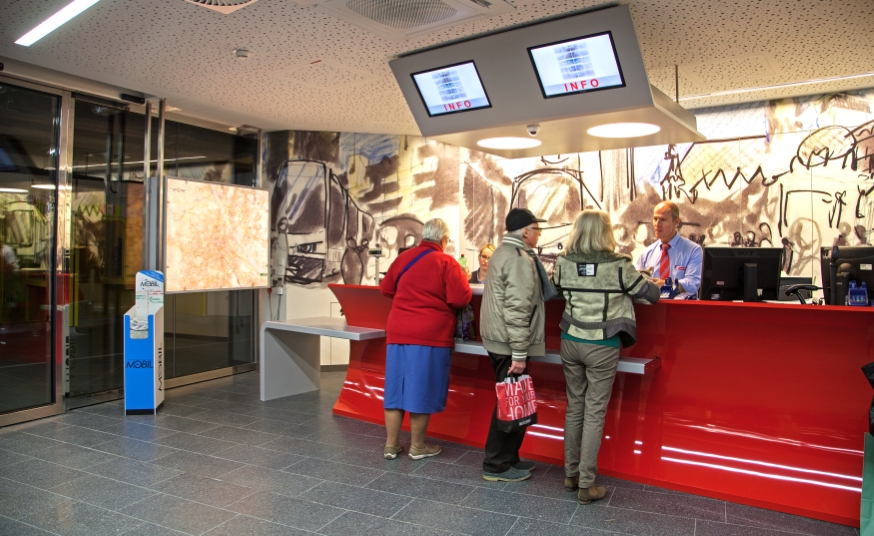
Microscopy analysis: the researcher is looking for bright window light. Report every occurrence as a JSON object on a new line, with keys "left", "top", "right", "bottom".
{"left": 15, "top": 0, "right": 102, "bottom": 47}
{"left": 477, "top": 137, "right": 542, "bottom": 150}
{"left": 587, "top": 123, "right": 661, "bottom": 138}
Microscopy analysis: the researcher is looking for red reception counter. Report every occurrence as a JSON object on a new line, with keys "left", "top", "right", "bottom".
{"left": 328, "top": 283, "right": 874, "bottom": 526}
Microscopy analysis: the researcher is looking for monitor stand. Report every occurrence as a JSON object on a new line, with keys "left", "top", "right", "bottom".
{"left": 743, "top": 263, "right": 758, "bottom": 302}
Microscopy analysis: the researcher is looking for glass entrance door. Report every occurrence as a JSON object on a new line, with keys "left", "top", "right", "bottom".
{"left": 0, "top": 78, "right": 68, "bottom": 424}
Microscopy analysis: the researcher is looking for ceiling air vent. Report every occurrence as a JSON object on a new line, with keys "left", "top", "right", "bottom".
{"left": 295, "top": 0, "right": 514, "bottom": 41}
{"left": 184, "top": 0, "right": 259, "bottom": 14}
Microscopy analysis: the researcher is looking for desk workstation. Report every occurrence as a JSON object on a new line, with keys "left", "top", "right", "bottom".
{"left": 317, "top": 282, "right": 874, "bottom": 527}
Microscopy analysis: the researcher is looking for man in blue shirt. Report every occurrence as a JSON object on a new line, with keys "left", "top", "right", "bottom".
{"left": 635, "top": 201, "right": 702, "bottom": 295}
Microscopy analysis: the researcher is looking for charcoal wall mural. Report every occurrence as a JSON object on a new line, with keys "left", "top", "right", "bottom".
{"left": 267, "top": 88, "right": 874, "bottom": 299}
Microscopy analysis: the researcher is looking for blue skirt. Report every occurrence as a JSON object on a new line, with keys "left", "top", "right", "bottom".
{"left": 383, "top": 344, "right": 452, "bottom": 414}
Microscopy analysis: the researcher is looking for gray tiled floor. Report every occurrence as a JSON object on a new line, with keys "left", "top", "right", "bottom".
{"left": 0, "top": 372, "right": 860, "bottom": 536}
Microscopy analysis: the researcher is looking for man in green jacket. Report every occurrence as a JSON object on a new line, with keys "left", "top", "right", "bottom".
{"left": 480, "top": 208, "right": 554, "bottom": 482}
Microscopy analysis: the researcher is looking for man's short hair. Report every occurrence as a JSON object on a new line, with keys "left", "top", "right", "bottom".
{"left": 657, "top": 200, "right": 680, "bottom": 221}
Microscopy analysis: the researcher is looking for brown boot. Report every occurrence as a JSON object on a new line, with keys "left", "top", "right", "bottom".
{"left": 564, "top": 475, "right": 579, "bottom": 491}
{"left": 577, "top": 485, "right": 607, "bottom": 505}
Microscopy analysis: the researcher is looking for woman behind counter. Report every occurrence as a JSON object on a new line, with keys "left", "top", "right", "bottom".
{"left": 379, "top": 218, "right": 472, "bottom": 461}
{"left": 551, "top": 210, "right": 659, "bottom": 504}
{"left": 468, "top": 244, "right": 496, "bottom": 284}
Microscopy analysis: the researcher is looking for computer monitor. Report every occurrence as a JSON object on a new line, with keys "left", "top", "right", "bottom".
{"left": 820, "top": 246, "right": 874, "bottom": 305}
{"left": 700, "top": 247, "right": 783, "bottom": 302}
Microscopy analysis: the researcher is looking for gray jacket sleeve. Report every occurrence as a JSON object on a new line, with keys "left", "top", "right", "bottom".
{"left": 502, "top": 252, "right": 537, "bottom": 360}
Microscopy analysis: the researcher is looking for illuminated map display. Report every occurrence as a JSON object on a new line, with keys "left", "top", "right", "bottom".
{"left": 412, "top": 61, "right": 491, "bottom": 117}
{"left": 165, "top": 178, "right": 269, "bottom": 292}
{"left": 528, "top": 32, "right": 625, "bottom": 98}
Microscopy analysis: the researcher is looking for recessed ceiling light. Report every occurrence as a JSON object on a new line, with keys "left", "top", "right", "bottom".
{"left": 0, "top": 187, "right": 28, "bottom": 193}
{"left": 587, "top": 123, "right": 660, "bottom": 138}
{"left": 15, "top": 0, "right": 102, "bottom": 47}
{"left": 233, "top": 48, "right": 251, "bottom": 60}
{"left": 679, "top": 70, "right": 874, "bottom": 101}
{"left": 477, "top": 137, "right": 542, "bottom": 150}
{"left": 31, "top": 184, "right": 72, "bottom": 191}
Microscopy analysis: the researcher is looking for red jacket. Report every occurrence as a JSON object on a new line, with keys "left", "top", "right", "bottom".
{"left": 380, "top": 241, "right": 472, "bottom": 347}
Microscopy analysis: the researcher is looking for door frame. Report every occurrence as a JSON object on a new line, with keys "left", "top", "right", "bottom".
{"left": 0, "top": 75, "right": 73, "bottom": 427}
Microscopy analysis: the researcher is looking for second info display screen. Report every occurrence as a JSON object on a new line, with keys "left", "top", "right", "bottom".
{"left": 411, "top": 61, "right": 491, "bottom": 117}
{"left": 528, "top": 32, "right": 625, "bottom": 98}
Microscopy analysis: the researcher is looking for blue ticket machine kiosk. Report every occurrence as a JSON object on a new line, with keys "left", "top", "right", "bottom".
{"left": 123, "top": 271, "right": 165, "bottom": 415}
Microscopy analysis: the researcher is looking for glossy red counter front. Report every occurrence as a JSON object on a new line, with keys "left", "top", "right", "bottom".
{"left": 329, "top": 283, "right": 874, "bottom": 526}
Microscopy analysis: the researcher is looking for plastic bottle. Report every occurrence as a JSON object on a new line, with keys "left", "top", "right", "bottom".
{"left": 458, "top": 254, "right": 467, "bottom": 270}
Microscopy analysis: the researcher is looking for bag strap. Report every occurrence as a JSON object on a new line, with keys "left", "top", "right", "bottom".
{"left": 396, "top": 248, "right": 436, "bottom": 285}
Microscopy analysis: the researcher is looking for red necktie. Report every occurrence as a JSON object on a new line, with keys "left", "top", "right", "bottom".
{"left": 658, "top": 243, "right": 671, "bottom": 280}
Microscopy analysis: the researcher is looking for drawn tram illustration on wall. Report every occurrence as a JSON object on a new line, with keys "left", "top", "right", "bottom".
{"left": 272, "top": 160, "right": 374, "bottom": 285}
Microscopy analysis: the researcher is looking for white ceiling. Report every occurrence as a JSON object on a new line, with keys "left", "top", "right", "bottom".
{"left": 1, "top": 0, "right": 873, "bottom": 135}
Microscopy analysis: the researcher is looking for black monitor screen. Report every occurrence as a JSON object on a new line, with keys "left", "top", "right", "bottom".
{"left": 820, "top": 246, "right": 874, "bottom": 305}
{"left": 527, "top": 31, "right": 625, "bottom": 99}
{"left": 700, "top": 247, "right": 783, "bottom": 302}
{"left": 411, "top": 61, "right": 492, "bottom": 117}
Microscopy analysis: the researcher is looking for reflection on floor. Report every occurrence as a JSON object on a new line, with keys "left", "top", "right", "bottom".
{"left": 0, "top": 372, "right": 860, "bottom": 535}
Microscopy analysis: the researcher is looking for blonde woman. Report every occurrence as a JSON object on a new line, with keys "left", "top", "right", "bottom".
{"left": 468, "top": 244, "right": 496, "bottom": 284}
{"left": 550, "top": 210, "right": 659, "bottom": 504}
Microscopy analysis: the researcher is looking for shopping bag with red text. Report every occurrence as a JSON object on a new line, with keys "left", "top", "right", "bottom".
{"left": 495, "top": 374, "right": 538, "bottom": 433}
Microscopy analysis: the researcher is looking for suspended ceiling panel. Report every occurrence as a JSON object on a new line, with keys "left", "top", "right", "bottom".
{"left": 0, "top": 0, "right": 872, "bottom": 134}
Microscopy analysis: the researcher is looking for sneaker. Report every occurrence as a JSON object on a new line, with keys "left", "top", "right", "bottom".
{"left": 512, "top": 461, "right": 536, "bottom": 472}
{"left": 482, "top": 467, "right": 532, "bottom": 482}
{"left": 408, "top": 444, "right": 441, "bottom": 460}
{"left": 564, "top": 475, "right": 579, "bottom": 491}
{"left": 384, "top": 445, "right": 403, "bottom": 460}
{"left": 577, "top": 485, "right": 607, "bottom": 505}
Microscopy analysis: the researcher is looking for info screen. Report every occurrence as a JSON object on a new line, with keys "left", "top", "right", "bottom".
{"left": 529, "top": 32, "right": 624, "bottom": 98}
{"left": 412, "top": 61, "right": 491, "bottom": 117}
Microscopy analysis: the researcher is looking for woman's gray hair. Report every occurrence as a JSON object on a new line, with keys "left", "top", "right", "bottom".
{"left": 422, "top": 218, "right": 451, "bottom": 243}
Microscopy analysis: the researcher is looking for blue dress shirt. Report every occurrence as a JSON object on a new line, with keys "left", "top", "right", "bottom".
{"left": 635, "top": 233, "right": 703, "bottom": 294}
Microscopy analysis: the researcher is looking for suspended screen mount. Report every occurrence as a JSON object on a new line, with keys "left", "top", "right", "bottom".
{"left": 411, "top": 61, "right": 492, "bottom": 117}
{"left": 528, "top": 31, "right": 625, "bottom": 99}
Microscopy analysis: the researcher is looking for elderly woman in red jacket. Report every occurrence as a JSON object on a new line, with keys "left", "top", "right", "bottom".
{"left": 379, "top": 218, "right": 472, "bottom": 460}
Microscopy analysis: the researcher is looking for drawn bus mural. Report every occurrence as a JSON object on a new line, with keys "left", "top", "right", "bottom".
{"left": 272, "top": 160, "right": 374, "bottom": 285}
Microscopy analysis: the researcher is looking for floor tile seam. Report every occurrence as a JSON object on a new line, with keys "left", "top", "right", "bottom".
{"left": 146, "top": 458, "right": 246, "bottom": 480}
{"left": 144, "top": 484, "right": 263, "bottom": 511}
{"left": 392, "top": 492, "right": 561, "bottom": 523}
{"left": 48, "top": 470, "right": 159, "bottom": 495}
{"left": 569, "top": 502, "right": 717, "bottom": 527}
{"left": 317, "top": 509, "right": 458, "bottom": 536}
{"left": 629, "top": 486, "right": 727, "bottom": 503}
{"left": 502, "top": 516, "right": 521, "bottom": 536}
{"left": 191, "top": 431, "right": 284, "bottom": 448}
{"left": 0, "top": 513, "right": 65, "bottom": 536}
{"left": 45, "top": 484, "right": 161, "bottom": 513}
{"left": 701, "top": 520, "right": 821, "bottom": 536}
{"left": 278, "top": 462, "right": 388, "bottom": 488}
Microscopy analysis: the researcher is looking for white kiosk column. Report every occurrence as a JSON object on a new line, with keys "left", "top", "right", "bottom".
{"left": 123, "top": 270, "right": 165, "bottom": 415}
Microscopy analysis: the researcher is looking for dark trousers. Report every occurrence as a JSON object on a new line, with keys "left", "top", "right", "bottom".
{"left": 482, "top": 352, "right": 529, "bottom": 474}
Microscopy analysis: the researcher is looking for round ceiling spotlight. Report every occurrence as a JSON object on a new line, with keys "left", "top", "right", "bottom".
{"left": 477, "top": 137, "right": 542, "bottom": 150}
{"left": 587, "top": 122, "right": 661, "bottom": 138}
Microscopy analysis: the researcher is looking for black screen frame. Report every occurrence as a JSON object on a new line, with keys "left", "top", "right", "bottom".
{"left": 820, "top": 246, "right": 874, "bottom": 305}
{"left": 527, "top": 30, "right": 627, "bottom": 100}
{"left": 410, "top": 60, "right": 493, "bottom": 118}
{"left": 699, "top": 247, "right": 784, "bottom": 302}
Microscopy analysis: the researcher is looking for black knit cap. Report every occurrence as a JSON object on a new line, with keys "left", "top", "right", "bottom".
{"left": 505, "top": 208, "right": 546, "bottom": 232}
